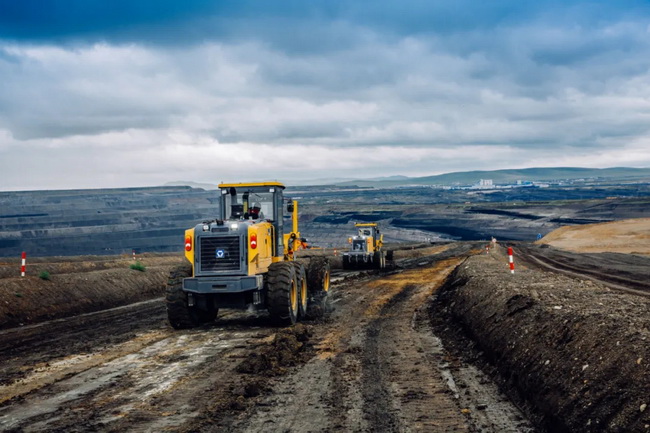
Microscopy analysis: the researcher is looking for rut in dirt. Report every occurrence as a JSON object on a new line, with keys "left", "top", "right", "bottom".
{"left": 361, "top": 284, "right": 417, "bottom": 432}
{"left": 358, "top": 279, "right": 472, "bottom": 433}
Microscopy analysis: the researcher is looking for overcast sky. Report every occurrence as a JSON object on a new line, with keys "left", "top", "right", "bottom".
{"left": 1, "top": 0, "right": 650, "bottom": 190}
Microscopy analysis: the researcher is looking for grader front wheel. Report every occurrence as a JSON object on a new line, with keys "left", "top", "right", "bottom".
{"left": 267, "top": 262, "right": 299, "bottom": 326}
{"left": 166, "top": 264, "right": 217, "bottom": 329}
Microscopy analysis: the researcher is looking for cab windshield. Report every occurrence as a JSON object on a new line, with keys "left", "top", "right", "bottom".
{"left": 352, "top": 239, "right": 366, "bottom": 251}
{"left": 223, "top": 190, "right": 275, "bottom": 221}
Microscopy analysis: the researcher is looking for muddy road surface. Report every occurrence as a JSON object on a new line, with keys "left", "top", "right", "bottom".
{"left": 0, "top": 243, "right": 538, "bottom": 433}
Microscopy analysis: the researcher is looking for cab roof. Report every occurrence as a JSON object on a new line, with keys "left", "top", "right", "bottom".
{"left": 218, "top": 181, "right": 285, "bottom": 189}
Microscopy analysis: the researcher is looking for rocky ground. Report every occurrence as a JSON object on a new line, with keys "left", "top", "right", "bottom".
{"left": 0, "top": 225, "right": 649, "bottom": 432}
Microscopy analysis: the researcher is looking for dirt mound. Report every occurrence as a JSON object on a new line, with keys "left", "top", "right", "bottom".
{"left": 237, "top": 324, "right": 313, "bottom": 375}
{"left": 537, "top": 217, "right": 650, "bottom": 255}
{"left": 433, "top": 249, "right": 650, "bottom": 433}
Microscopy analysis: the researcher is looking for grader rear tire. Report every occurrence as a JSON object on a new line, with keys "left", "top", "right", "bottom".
{"left": 166, "top": 264, "right": 216, "bottom": 329}
{"left": 267, "top": 262, "right": 299, "bottom": 326}
{"left": 306, "top": 257, "right": 331, "bottom": 319}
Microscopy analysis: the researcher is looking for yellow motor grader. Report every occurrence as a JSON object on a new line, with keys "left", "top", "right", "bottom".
{"left": 342, "top": 222, "right": 386, "bottom": 270}
{"left": 166, "top": 182, "right": 330, "bottom": 328}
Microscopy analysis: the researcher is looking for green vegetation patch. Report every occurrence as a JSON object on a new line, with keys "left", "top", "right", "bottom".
{"left": 130, "top": 261, "right": 146, "bottom": 272}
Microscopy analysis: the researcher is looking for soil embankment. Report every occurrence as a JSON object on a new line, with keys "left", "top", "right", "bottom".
{"left": 0, "top": 254, "right": 182, "bottom": 328}
{"left": 433, "top": 246, "right": 650, "bottom": 433}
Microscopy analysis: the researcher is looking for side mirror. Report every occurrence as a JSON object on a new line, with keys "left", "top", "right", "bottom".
{"left": 287, "top": 202, "right": 294, "bottom": 213}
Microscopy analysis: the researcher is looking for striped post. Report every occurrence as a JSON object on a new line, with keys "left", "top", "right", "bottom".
{"left": 486, "top": 244, "right": 489, "bottom": 254}
{"left": 507, "top": 247, "right": 515, "bottom": 274}
{"left": 21, "top": 252, "right": 26, "bottom": 277}
{"left": 132, "top": 249, "right": 136, "bottom": 261}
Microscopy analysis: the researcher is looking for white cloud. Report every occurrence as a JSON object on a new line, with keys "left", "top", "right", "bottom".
{"left": 2, "top": 10, "right": 650, "bottom": 190}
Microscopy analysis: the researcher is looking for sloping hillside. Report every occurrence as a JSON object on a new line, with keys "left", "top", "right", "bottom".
{"left": 537, "top": 218, "right": 650, "bottom": 255}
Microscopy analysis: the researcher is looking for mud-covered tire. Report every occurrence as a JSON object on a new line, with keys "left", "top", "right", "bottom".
{"left": 342, "top": 255, "right": 350, "bottom": 270}
{"left": 373, "top": 251, "right": 381, "bottom": 269}
{"left": 306, "top": 257, "right": 331, "bottom": 319}
{"left": 267, "top": 262, "right": 299, "bottom": 326}
{"left": 386, "top": 250, "right": 394, "bottom": 261}
{"left": 293, "top": 262, "right": 308, "bottom": 319}
{"left": 377, "top": 251, "right": 386, "bottom": 270}
{"left": 166, "top": 264, "right": 216, "bottom": 329}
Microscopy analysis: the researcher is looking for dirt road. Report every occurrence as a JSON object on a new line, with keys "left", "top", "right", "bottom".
{"left": 515, "top": 243, "right": 650, "bottom": 296}
{"left": 0, "top": 243, "right": 536, "bottom": 433}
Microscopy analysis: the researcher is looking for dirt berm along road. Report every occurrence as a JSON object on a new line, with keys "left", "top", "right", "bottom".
{"left": 1, "top": 240, "right": 649, "bottom": 432}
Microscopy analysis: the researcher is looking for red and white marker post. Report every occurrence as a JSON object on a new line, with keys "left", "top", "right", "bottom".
{"left": 507, "top": 247, "right": 515, "bottom": 274}
{"left": 21, "top": 251, "right": 26, "bottom": 277}
{"left": 132, "top": 249, "right": 136, "bottom": 261}
{"left": 486, "top": 244, "right": 490, "bottom": 254}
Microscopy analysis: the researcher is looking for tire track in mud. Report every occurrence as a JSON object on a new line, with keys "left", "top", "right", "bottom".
{"left": 0, "top": 244, "right": 533, "bottom": 432}
{"left": 0, "top": 325, "right": 262, "bottom": 432}
{"left": 231, "top": 244, "right": 533, "bottom": 433}
{"left": 360, "top": 261, "right": 471, "bottom": 432}
{"left": 0, "top": 299, "right": 168, "bottom": 391}
{"left": 0, "top": 304, "right": 279, "bottom": 433}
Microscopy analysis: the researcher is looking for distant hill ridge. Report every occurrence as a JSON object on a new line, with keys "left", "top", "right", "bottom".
{"left": 335, "top": 167, "right": 650, "bottom": 187}
{"left": 166, "top": 167, "right": 650, "bottom": 189}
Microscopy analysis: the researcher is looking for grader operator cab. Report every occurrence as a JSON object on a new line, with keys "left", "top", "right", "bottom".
{"left": 342, "top": 222, "right": 386, "bottom": 269}
{"left": 166, "top": 182, "right": 330, "bottom": 328}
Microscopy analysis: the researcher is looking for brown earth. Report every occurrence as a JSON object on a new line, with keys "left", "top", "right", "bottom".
{"left": 0, "top": 243, "right": 537, "bottom": 432}
{"left": 0, "top": 238, "right": 649, "bottom": 432}
{"left": 0, "top": 253, "right": 183, "bottom": 329}
{"left": 537, "top": 217, "right": 650, "bottom": 256}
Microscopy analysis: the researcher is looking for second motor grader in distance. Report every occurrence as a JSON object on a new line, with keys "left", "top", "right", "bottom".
{"left": 342, "top": 222, "right": 386, "bottom": 270}
{"left": 166, "top": 182, "right": 330, "bottom": 328}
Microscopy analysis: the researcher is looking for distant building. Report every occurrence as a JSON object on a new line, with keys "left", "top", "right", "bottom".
{"left": 479, "top": 179, "right": 493, "bottom": 187}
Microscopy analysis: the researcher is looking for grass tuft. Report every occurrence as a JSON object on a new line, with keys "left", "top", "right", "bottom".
{"left": 130, "top": 261, "right": 146, "bottom": 272}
